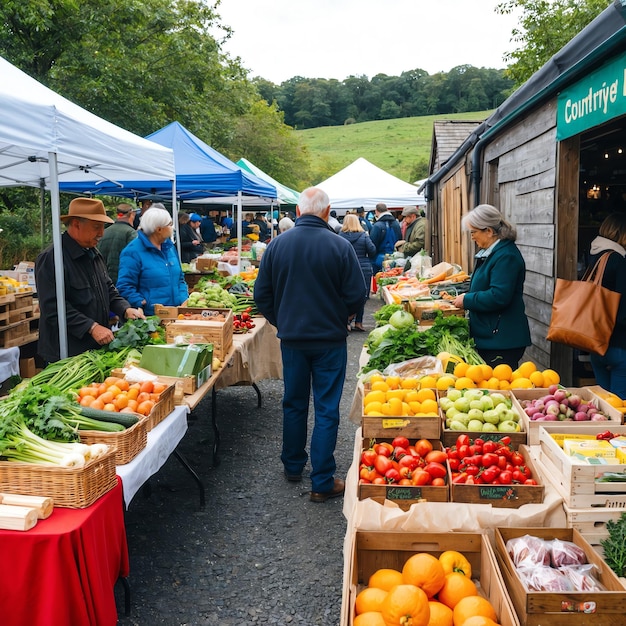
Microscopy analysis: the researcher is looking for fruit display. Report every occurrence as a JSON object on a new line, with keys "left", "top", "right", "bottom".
{"left": 363, "top": 376, "right": 439, "bottom": 418}
{"left": 449, "top": 360, "right": 560, "bottom": 391}
{"left": 446, "top": 434, "right": 538, "bottom": 486}
{"left": 519, "top": 385, "right": 610, "bottom": 422}
{"left": 353, "top": 549, "right": 502, "bottom": 626}
{"left": 440, "top": 389, "right": 521, "bottom": 434}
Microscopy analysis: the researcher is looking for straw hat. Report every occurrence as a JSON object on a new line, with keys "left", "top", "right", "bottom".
{"left": 60, "top": 198, "right": 114, "bottom": 223}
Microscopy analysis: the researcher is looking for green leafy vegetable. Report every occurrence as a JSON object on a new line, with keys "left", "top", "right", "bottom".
{"left": 372, "top": 304, "right": 404, "bottom": 326}
{"left": 601, "top": 512, "right": 626, "bottom": 577}
{"left": 106, "top": 316, "right": 165, "bottom": 351}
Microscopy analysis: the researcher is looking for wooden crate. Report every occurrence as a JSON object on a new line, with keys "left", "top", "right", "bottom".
{"left": 495, "top": 527, "right": 626, "bottom": 625}
{"left": 537, "top": 424, "right": 626, "bottom": 508}
{"left": 450, "top": 445, "right": 545, "bottom": 508}
{"left": 361, "top": 383, "right": 441, "bottom": 439}
{"left": 341, "top": 531, "right": 520, "bottom": 626}
{"left": 0, "top": 294, "right": 13, "bottom": 327}
{"left": 0, "top": 316, "right": 39, "bottom": 348}
{"left": 405, "top": 299, "right": 465, "bottom": 326}
{"left": 8, "top": 293, "right": 34, "bottom": 323}
{"left": 165, "top": 310, "right": 233, "bottom": 361}
{"left": 357, "top": 437, "right": 448, "bottom": 510}
{"left": 563, "top": 504, "right": 626, "bottom": 545}
{"left": 195, "top": 257, "right": 218, "bottom": 271}
{"left": 440, "top": 388, "right": 527, "bottom": 449}
{"left": 512, "top": 387, "right": 623, "bottom": 445}
{"left": 154, "top": 304, "right": 231, "bottom": 322}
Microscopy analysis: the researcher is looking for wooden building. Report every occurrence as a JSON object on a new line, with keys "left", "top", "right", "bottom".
{"left": 422, "top": 0, "right": 626, "bottom": 385}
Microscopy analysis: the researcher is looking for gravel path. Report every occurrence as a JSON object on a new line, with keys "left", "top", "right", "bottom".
{"left": 115, "top": 296, "right": 380, "bottom": 625}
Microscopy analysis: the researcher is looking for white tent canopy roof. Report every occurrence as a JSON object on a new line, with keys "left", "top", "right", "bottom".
{"left": 316, "top": 157, "right": 425, "bottom": 211}
{"left": 0, "top": 56, "right": 175, "bottom": 189}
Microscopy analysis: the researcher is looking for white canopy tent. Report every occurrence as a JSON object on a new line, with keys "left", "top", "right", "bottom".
{"left": 316, "top": 157, "right": 425, "bottom": 213}
{"left": 0, "top": 56, "right": 176, "bottom": 358}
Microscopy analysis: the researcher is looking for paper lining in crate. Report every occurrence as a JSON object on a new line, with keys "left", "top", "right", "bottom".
{"left": 165, "top": 310, "right": 233, "bottom": 361}
{"left": 536, "top": 424, "right": 626, "bottom": 508}
{"left": 495, "top": 527, "right": 626, "bottom": 626}
{"left": 0, "top": 447, "right": 117, "bottom": 508}
{"left": 341, "top": 531, "right": 520, "bottom": 626}
{"left": 356, "top": 437, "right": 448, "bottom": 510}
{"left": 440, "top": 388, "right": 527, "bottom": 449}
{"left": 361, "top": 383, "right": 440, "bottom": 439}
{"left": 79, "top": 415, "right": 148, "bottom": 465}
{"left": 512, "top": 387, "right": 623, "bottom": 445}
{"left": 450, "top": 445, "right": 545, "bottom": 508}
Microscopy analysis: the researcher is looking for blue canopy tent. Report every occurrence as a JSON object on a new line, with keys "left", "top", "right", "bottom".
{"left": 58, "top": 121, "right": 277, "bottom": 257}
{"left": 236, "top": 158, "right": 300, "bottom": 206}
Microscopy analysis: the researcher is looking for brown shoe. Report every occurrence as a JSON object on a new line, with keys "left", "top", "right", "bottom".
{"left": 310, "top": 478, "right": 345, "bottom": 503}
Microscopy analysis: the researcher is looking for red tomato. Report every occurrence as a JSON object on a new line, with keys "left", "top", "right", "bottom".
{"left": 392, "top": 436, "right": 410, "bottom": 449}
{"left": 457, "top": 444, "right": 470, "bottom": 460}
{"left": 497, "top": 470, "right": 513, "bottom": 484}
{"left": 385, "top": 468, "right": 401, "bottom": 483}
{"left": 481, "top": 466, "right": 500, "bottom": 484}
{"left": 411, "top": 470, "right": 431, "bottom": 486}
{"left": 524, "top": 479, "right": 538, "bottom": 485}
{"left": 399, "top": 466, "right": 412, "bottom": 479}
{"left": 398, "top": 455, "right": 419, "bottom": 470}
{"left": 373, "top": 477, "right": 386, "bottom": 485}
{"left": 482, "top": 440, "right": 497, "bottom": 454}
{"left": 482, "top": 452, "right": 499, "bottom": 468}
{"left": 361, "top": 449, "right": 377, "bottom": 466}
{"left": 414, "top": 438, "right": 433, "bottom": 458}
{"left": 511, "top": 451, "right": 525, "bottom": 466}
{"left": 431, "top": 477, "right": 446, "bottom": 487}
{"left": 424, "top": 461, "right": 447, "bottom": 479}
{"left": 399, "top": 478, "right": 412, "bottom": 486}
{"left": 374, "top": 455, "right": 393, "bottom": 475}
{"left": 375, "top": 443, "right": 392, "bottom": 457}
{"left": 424, "top": 450, "right": 447, "bottom": 465}
{"left": 448, "top": 457, "right": 460, "bottom": 472}
{"left": 456, "top": 434, "right": 470, "bottom": 447}
{"left": 393, "top": 446, "right": 408, "bottom": 460}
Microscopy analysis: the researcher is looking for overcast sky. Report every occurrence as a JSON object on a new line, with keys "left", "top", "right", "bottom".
{"left": 214, "top": 0, "right": 522, "bottom": 84}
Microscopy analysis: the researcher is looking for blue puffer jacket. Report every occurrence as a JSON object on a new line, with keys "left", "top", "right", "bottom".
{"left": 117, "top": 231, "right": 188, "bottom": 315}
{"left": 340, "top": 230, "right": 376, "bottom": 278}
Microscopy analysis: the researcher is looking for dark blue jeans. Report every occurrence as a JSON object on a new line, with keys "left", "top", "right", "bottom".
{"left": 280, "top": 343, "right": 347, "bottom": 493}
{"left": 591, "top": 346, "right": 626, "bottom": 398}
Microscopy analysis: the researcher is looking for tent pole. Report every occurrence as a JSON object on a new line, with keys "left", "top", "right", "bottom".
{"left": 172, "top": 180, "right": 181, "bottom": 260}
{"left": 48, "top": 152, "right": 69, "bottom": 360}
{"left": 237, "top": 192, "right": 242, "bottom": 267}
{"left": 39, "top": 179, "right": 45, "bottom": 246}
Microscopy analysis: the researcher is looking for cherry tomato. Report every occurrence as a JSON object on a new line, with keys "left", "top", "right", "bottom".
{"left": 452, "top": 472, "right": 468, "bottom": 484}
{"left": 498, "top": 455, "right": 508, "bottom": 469}
{"left": 448, "top": 457, "right": 460, "bottom": 472}
{"left": 482, "top": 452, "right": 499, "bottom": 468}
{"left": 498, "top": 436, "right": 512, "bottom": 446}
{"left": 497, "top": 470, "right": 513, "bottom": 484}
{"left": 473, "top": 438, "right": 485, "bottom": 449}
{"left": 456, "top": 434, "right": 470, "bottom": 447}
{"left": 511, "top": 451, "right": 525, "bottom": 466}
{"left": 465, "top": 464, "right": 480, "bottom": 476}
{"left": 457, "top": 444, "right": 470, "bottom": 460}
{"left": 512, "top": 469, "right": 525, "bottom": 483}
{"left": 482, "top": 440, "right": 497, "bottom": 454}
{"left": 482, "top": 466, "right": 500, "bottom": 484}
{"left": 392, "top": 436, "right": 410, "bottom": 449}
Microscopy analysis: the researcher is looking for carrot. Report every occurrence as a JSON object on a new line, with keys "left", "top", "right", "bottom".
{"left": 421, "top": 272, "right": 448, "bottom": 285}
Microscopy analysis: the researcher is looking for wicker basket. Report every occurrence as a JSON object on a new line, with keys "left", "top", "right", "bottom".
{"left": 79, "top": 416, "right": 149, "bottom": 465}
{"left": 146, "top": 382, "right": 175, "bottom": 431}
{"left": 0, "top": 447, "right": 117, "bottom": 508}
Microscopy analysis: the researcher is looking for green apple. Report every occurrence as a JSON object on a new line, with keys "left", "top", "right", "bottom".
{"left": 490, "top": 393, "right": 508, "bottom": 407}
{"left": 498, "top": 420, "right": 520, "bottom": 432}
{"left": 449, "top": 420, "right": 468, "bottom": 431}
{"left": 481, "top": 422, "right": 498, "bottom": 432}
{"left": 467, "top": 419, "right": 484, "bottom": 432}
{"left": 468, "top": 408, "right": 485, "bottom": 422}
{"left": 465, "top": 389, "right": 484, "bottom": 402}
{"left": 453, "top": 397, "right": 470, "bottom": 413}
{"left": 446, "top": 389, "right": 462, "bottom": 402}
{"left": 480, "top": 396, "right": 494, "bottom": 411}
{"left": 483, "top": 409, "right": 501, "bottom": 425}
{"left": 453, "top": 412, "right": 470, "bottom": 426}
{"left": 503, "top": 409, "right": 519, "bottom": 423}
{"left": 439, "top": 397, "right": 453, "bottom": 412}
{"left": 469, "top": 399, "right": 485, "bottom": 411}
{"left": 446, "top": 407, "right": 460, "bottom": 420}
{"left": 495, "top": 403, "right": 509, "bottom": 416}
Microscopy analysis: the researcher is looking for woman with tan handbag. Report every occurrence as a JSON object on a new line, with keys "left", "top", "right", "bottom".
{"left": 587, "top": 213, "right": 626, "bottom": 397}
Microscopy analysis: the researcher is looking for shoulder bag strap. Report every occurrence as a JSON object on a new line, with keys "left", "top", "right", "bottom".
{"left": 583, "top": 252, "right": 612, "bottom": 285}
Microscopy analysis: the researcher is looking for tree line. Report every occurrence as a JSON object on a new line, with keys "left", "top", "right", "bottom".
{"left": 254, "top": 67, "right": 514, "bottom": 130}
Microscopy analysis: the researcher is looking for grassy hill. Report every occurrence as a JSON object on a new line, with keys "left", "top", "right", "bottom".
{"left": 296, "top": 110, "right": 492, "bottom": 184}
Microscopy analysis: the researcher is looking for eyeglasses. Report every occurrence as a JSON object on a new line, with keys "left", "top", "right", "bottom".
{"left": 469, "top": 228, "right": 486, "bottom": 235}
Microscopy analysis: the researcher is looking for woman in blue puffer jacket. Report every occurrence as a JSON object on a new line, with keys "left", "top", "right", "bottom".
{"left": 340, "top": 213, "right": 376, "bottom": 331}
{"left": 117, "top": 208, "right": 188, "bottom": 315}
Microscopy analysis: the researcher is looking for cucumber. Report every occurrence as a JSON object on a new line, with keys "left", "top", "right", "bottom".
{"left": 79, "top": 406, "right": 140, "bottom": 428}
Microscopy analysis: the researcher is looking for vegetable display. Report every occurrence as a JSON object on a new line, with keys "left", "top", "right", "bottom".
{"left": 519, "top": 385, "right": 610, "bottom": 422}
{"left": 600, "top": 512, "right": 626, "bottom": 577}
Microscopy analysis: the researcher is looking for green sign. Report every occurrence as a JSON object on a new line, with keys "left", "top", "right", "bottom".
{"left": 557, "top": 52, "right": 626, "bottom": 140}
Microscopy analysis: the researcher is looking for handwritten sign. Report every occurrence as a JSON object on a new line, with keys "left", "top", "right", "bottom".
{"left": 386, "top": 487, "right": 422, "bottom": 500}
{"left": 478, "top": 486, "right": 517, "bottom": 500}
{"left": 382, "top": 419, "right": 410, "bottom": 429}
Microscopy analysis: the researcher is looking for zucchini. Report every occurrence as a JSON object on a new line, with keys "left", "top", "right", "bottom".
{"left": 79, "top": 406, "right": 140, "bottom": 428}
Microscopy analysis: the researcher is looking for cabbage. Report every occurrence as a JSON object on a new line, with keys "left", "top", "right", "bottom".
{"left": 367, "top": 324, "right": 394, "bottom": 349}
{"left": 389, "top": 309, "right": 415, "bottom": 330}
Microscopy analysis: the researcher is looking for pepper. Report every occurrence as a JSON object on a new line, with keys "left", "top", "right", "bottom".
{"left": 597, "top": 430, "right": 615, "bottom": 441}
{"left": 438, "top": 550, "right": 472, "bottom": 578}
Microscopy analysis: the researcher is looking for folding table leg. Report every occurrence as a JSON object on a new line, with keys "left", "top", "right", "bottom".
{"left": 173, "top": 450, "right": 206, "bottom": 509}
{"left": 118, "top": 576, "right": 131, "bottom": 616}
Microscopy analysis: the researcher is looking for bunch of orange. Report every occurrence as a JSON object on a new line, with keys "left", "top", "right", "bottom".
{"left": 354, "top": 549, "right": 501, "bottom": 626}
{"left": 451, "top": 360, "right": 560, "bottom": 391}
{"left": 364, "top": 375, "right": 439, "bottom": 417}
{"left": 76, "top": 376, "right": 167, "bottom": 416}
{"left": 592, "top": 389, "right": 626, "bottom": 414}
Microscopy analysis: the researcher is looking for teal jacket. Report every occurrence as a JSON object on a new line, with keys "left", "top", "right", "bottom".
{"left": 463, "top": 239, "right": 531, "bottom": 351}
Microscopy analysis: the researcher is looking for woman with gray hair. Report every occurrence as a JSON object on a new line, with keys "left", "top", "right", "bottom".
{"left": 452, "top": 204, "right": 531, "bottom": 368}
{"left": 117, "top": 207, "right": 188, "bottom": 315}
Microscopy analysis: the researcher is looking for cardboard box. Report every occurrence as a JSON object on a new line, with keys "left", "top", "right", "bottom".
{"left": 512, "top": 387, "right": 623, "bottom": 445}
{"left": 341, "top": 531, "right": 520, "bottom": 626}
{"left": 537, "top": 424, "right": 626, "bottom": 508}
{"left": 19, "top": 357, "right": 36, "bottom": 379}
{"left": 139, "top": 344, "right": 213, "bottom": 378}
{"left": 495, "top": 527, "right": 626, "bottom": 626}
{"left": 165, "top": 311, "right": 233, "bottom": 360}
{"left": 449, "top": 444, "right": 545, "bottom": 508}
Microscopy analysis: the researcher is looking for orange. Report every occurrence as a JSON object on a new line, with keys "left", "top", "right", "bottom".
{"left": 455, "top": 377, "right": 476, "bottom": 390}
{"left": 428, "top": 600, "right": 454, "bottom": 626}
{"left": 416, "top": 388, "right": 437, "bottom": 402}
{"left": 401, "top": 377, "right": 419, "bottom": 389}
{"left": 368, "top": 568, "right": 404, "bottom": 591}
{"left": 437, "top": 573, "right": 478, "bottom": 610}
{"left": 459, "top": 617, "right": 500, "bottom": 626}
{"left": 402, "top": 553, "right": 446, "bottom": 598}
{"left": 420, "top": 399, "right": 439, "bottom": 415}
{"left": 510, "top": 377, "right": 533, "bottom": 389}
{"left": 381, "top": 584, "right": 430, "bottom": 626}
{"left": 465, "top": 365, "right": 484, "bottom": 384}
{"left": 364, "top": 390, "right": 386, "bottom": 406}
{"left": 541, "top": 369, "right": 560, "bottom": 386}
{"left": 453, "top": 362, "right": 469, "bottom": 378}
{"left": 364, "top": 401, "right": 384, "bottom": 415}
{"left": 353, "top": 612, "right": 387, "bottom": 626}
{"left": 419, "top": 376, "right": 438, "bottom": 389}
{"left": 517, "top": 361, "right": 537, "bottom": 378}
{"left": 436, "top": 376, "right": 456, "bottom": 391}
{"left": 355, "top": 587, "right": 388, "bottom": 615}
{"left": 492, "top": 363, "right": 512, "bottom": 382}
{"left": 371, "top": 380, "right": 390, "bottom": 393}
{"left": 528, "top": 371, "right": 544, "bottom": 388}
{"left": 483, "top": 377, "right": 500, "bottom": 390}
{"left": 386, "top": 389, "right": 406, "bottom": 401}
{"left": 452, "top": 596, "right": 497, "bottom": 626}
{"left": 386, "top": 375, "right": 401, "bottom": 390}
{"left": 479, "top": 364, "right": 493, "bottom": 381}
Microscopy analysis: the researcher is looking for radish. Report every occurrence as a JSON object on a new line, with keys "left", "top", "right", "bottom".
{"left": 554, "top": 389, "right": 568, "bottom": 403}
{"left": 574, "top": 411, "right": 589, "bottom": 421}
{"left": 548, "top": 384, "right": 560, "bottom": 395}
{"left": 591, "top": 413, "right": 609, "bottom": 421}
{"left": 568, "top": 394, "right": 582, "bottom": 409}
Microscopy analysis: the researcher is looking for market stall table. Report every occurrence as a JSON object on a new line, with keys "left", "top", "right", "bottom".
{"left": 183, "top": 317, "right": 282, "bottom": 465}
{"left": 0, "top": 477, "right": 128, "bottom": 626}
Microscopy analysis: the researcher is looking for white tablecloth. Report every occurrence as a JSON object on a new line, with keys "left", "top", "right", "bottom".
{"left": 116, "top": 405, "right": 189, "bottom": 508}
{"left": 0, "top": 347, "right": 19, "bottom": 383}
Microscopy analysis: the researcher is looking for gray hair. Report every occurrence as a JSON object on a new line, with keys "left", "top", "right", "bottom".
{"left": 151, "top": 202, "right": 166, "bottom": 210}
{"left": 461, "top": 204, "right": 517, "bottom": 242}
{"left": 278, "top": 217, "right": 294, "bottom": 232}
{"left": 138, "top": 208, "right": 172, "bottom": 235}
{"left": 298, "top": 187, "right": 330, "bottom": 216}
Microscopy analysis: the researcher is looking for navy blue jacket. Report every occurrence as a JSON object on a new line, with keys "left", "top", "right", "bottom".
{"left": 462, "top": 239, "right": 531, "bottom": 351}
{"left": 254, "top": 214, "right": 366, "bottom": 348}
{"left": 340, "top": 231, "right": 376, "bottom": 279}
{"left": 370, "top": 213, "right": 401, "bottom": 254}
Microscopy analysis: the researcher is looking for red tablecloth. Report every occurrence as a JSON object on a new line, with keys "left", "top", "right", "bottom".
{"left": 0, "top": 477, "right": 129, "bottom": 626}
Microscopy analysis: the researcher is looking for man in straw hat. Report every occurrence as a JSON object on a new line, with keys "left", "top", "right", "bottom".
{"left": 35, "top": 197, "right": 145, "bottom": 363}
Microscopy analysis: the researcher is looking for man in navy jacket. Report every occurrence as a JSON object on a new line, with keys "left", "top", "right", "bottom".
{"left": 254, "top": 187, "right": 366, "bottom": 502}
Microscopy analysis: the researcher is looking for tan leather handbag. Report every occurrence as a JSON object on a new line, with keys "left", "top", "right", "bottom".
{"left": 547, "top": 252, "right": 620, "bottom": 356}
